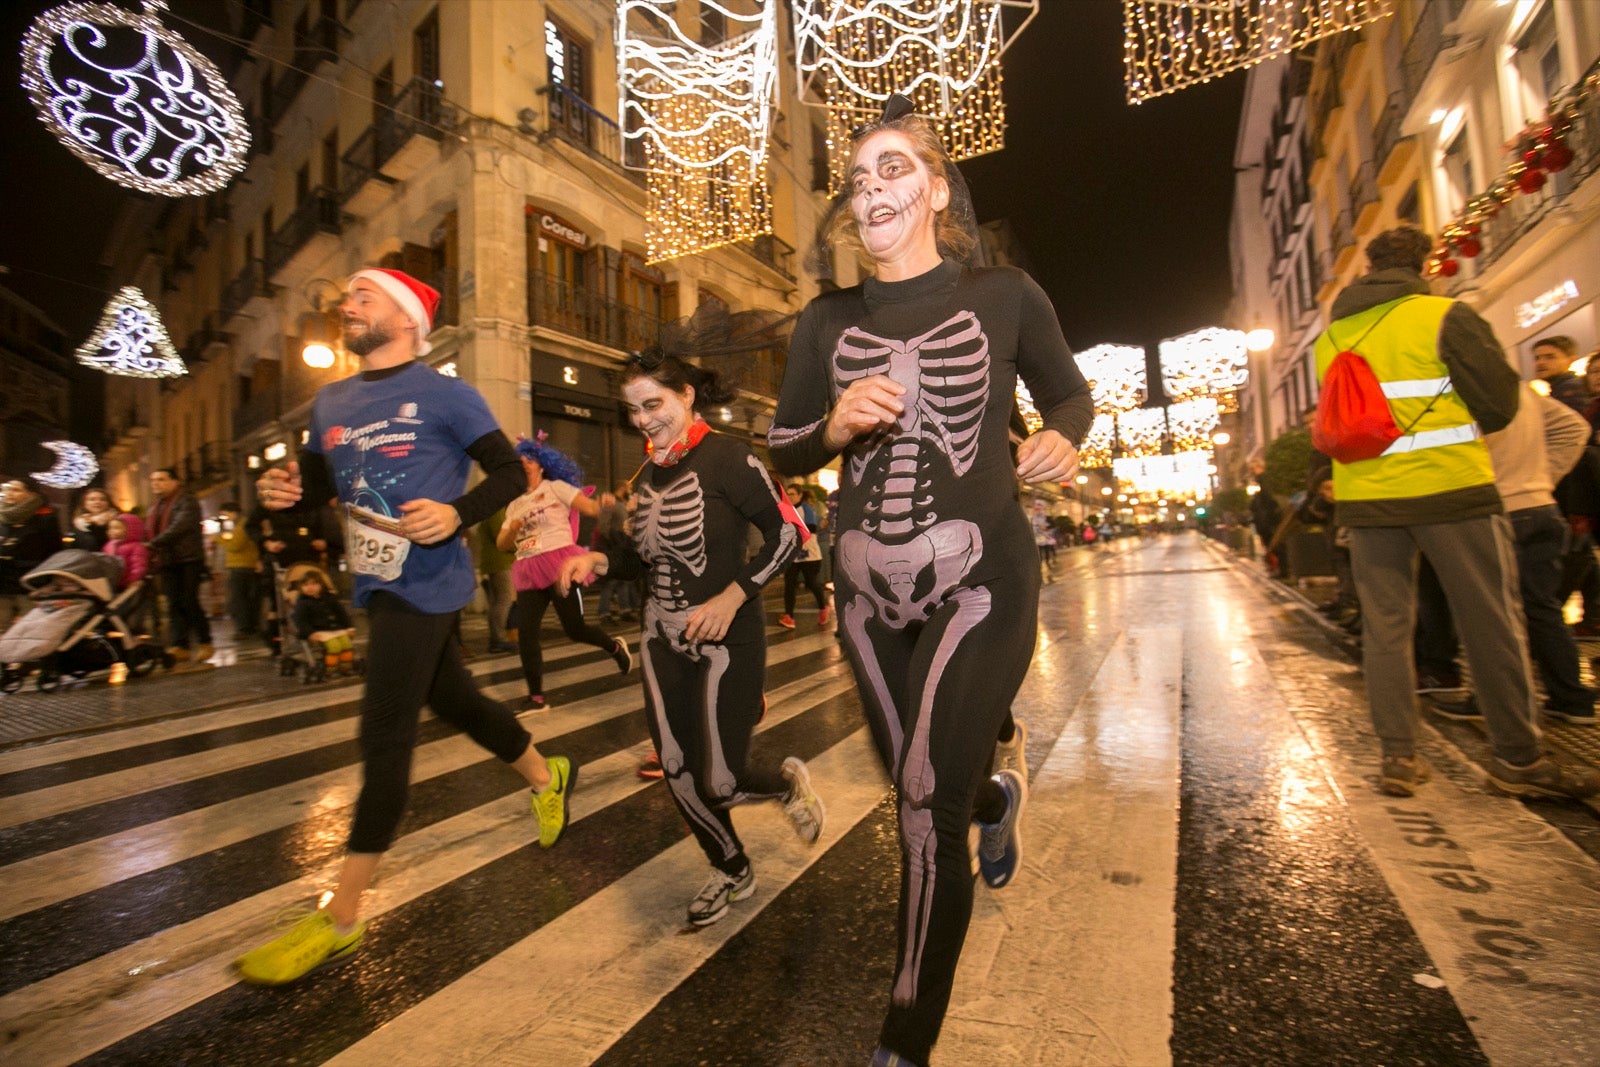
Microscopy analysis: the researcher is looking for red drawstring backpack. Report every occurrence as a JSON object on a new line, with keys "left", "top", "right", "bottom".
{"left": 1312, "top": 298, "right": 1432, "bottom": 463}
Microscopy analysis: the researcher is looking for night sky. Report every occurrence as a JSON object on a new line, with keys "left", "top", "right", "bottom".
{"left": 1, "top": 0, "right": 1244, "bottom": 351}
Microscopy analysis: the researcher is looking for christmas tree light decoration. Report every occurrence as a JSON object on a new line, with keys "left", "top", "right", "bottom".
{"left": 76, "top": 286, "right": 187, "bottom": 378}
{"left": 1075, "top": 342, "right": 1148, "bottom": 413}
{"left": 1158, "top": 327, "right": 1248, "bottom": 413}
{"left": 21, "top": 0, "right": 251, "bottom": 197}
{"left": 793, "top": 0, "right": 1039, "bottom": 194}
{"left": 1116, "top": 406, "right": 1168, "bottom": 459}
{"left": 1165, "top": 396, "right": 1221, "bottom": 452}
{"left": 617, "top": 0, "right": 779, "bottom": 261}
{"left": 1080, "top": 412, "right": 1116, "bottom": 468}
{"left": 32, "top": 441, "right": 100, "bottom": 490}
{"left": 1124, "top": 0, "right": 1392, "bottom": 105}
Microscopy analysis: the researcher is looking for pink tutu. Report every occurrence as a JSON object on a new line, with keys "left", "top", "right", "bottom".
{"left": 513, "top": 543, "right": 595, "bottom": 593}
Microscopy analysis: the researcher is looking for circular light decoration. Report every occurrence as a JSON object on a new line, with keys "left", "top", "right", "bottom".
{"left": 20, "top": 0, "right": 251, "bottom": 197}
{"left": 76, "top": 286, "right": 188, "bottom": 378}
{"left": 32, "top": 440, "right": 100, "bottom": 489}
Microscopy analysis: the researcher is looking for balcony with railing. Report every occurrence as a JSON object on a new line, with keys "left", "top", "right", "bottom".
{"left": 182, "top": 322, "right": 232, "bottom": 366}
{"left": 271, "top": 17, "right": 340, "bottom": 120}
{"left": 528, "top": 269, "right": 661, "bottom": 352}
{"left": 1349, "top": 160, "right": 1380, "bottom": 230}
{"left": 343, "top": 77, "right": 452, "bottom": 197}
{"left": 220, "top": 258, "right": 278, "bottom": 326}
{"left": 540, "top": 83, "right": 646, "bottom": 186}
{"left": 738, "top": 233, "right": 796, "bottom": 282}
{"left": 266, "top": 188, "right": 342, "bottom": 281}
{"left": 1478, "top": 57, "right": 1600, "bottom": 272}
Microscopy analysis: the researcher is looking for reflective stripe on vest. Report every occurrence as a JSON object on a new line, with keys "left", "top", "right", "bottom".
{"left": 1380, "top": 423, "right": 1481, "bottom": 456}
{"left": 1380, "top": 377, "right": 1453, "bottom": 399}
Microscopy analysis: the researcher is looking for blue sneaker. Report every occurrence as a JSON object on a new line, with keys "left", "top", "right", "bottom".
{"left": 977, "top": 769, "right": 1027, "bottom": 889}
{"left": 870, "top": 1046, "right": 922, "bottom": 1067}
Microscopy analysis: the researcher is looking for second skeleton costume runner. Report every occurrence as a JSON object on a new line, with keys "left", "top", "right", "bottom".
{"left": 560, "top": 350, "right": 827, "bottom": 927}
{"left": 769, "top": 97, "right": 1092, "bottom": 1066}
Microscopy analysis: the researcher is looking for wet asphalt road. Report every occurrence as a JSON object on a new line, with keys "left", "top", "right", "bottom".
{"left": 2, "top": 532, "right": 1598, "bottom": 1066}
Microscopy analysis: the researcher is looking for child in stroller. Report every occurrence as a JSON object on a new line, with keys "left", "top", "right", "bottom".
{"left": 0, "top": 549, "right": 169, "bottom": 692}
{"left": 284, "top": 565, "right": 360, "bottom": 683}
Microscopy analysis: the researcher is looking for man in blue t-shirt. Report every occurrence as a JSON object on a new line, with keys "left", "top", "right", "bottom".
{"left": 239, "top": 269, "right": 579, "bottom": 985}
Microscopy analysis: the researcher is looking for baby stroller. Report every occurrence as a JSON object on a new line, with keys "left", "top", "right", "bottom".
{"left": 0, "top": 550, "right": 170, "bottom": 693}
{"left": 270, "top": 561, "right": 363, "bottom": 685}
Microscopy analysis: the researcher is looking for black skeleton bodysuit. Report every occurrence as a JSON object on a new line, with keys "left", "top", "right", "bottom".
{"left": 604, "top": 431, "right": 801, "bottom": 876}
{"left": 769, "top": 258, "right": 1092, "bottom": 1062}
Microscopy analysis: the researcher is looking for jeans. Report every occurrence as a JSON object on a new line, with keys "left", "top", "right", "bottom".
{"left": 161, "top": 560, "right": 212, "bottom": 649}
{"left": 1511, "top": 506, "right": 1594, "bottom": 713}
{"left": 226, "top": 568, "right": 259, "bottom": 635}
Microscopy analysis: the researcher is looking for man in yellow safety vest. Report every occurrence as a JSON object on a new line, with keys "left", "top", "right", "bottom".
{"left": 1314, "top": 226, "right": 1599, "bottom": 802}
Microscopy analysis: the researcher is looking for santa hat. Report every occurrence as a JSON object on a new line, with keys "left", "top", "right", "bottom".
{"left": 347, "top": 268, "right": 441, "bottom": 355}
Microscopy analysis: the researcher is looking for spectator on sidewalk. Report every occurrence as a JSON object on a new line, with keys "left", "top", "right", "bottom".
{"left": 477, "top": 507, "right": 516, "bottom": 653}
{"left": 1533, "top": 334, "right": 1587, "bottom": 413}
{"left": 1, "top": 476, "right": 61, "bottom": 632}
{"left": 66, "top": 487, "right": 120, "bottom": 551}
{"left": 102, "top": 513, "right": 155, "bottom": 636}
{"left": 217, "top": 501, "right": 261, "bottom": 640}
{"left": 1314, "top": 225, "right": 1597, "bottom": 802}
{"left": 146, "top": 468, "right": 212, "bottom": 665}
{"left": 594, "top": 483, "right": 639, "bottom": 624}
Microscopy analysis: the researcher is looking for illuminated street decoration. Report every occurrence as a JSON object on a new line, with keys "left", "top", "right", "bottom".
{"left": 1075, "top": 342, "right": 1148, "bottom": 413}
{"left": 1166, "top": 396, "right": 1221, "bottom": 452}
{"left": 1015, "top": 380, "right": 1042, "bottom": 433}
{"left": 20, "top": 0, "right": 250, "bottom": 196}
{"left": 1113, "top": 452, "right": 1213, "bottom": 502}
{"left": 793, "top": 0, "right": 1039, "bottom": 194}
{"left": 32, "top": 440, "right": 100, "bottom": 489}
{"left": 1080, "top": 412, "right": 1116, "bottom": 468}
{"left": 1159, "top": 327, "right": 1248, "bottom": 413}
{"left": 76, "top": 286, "right": 187, "bottom": 378}
{"left": 617, "top": 0, "right": 778, "bottom": 261}
{"left": 1123, "top": 0, "right": 1392, "bottom": 105}
{"left": 1116, "top": 406, "right": 1167, "bottom": 459}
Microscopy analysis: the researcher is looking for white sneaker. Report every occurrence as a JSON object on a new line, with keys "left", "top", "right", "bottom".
{"left": 993, "top": 718, "right": 1028, "bottom": 785}
{"left": 687, "top": 864, "right": 756, "bottom": 926}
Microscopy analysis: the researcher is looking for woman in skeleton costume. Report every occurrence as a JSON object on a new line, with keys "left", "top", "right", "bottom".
{"left": 559, "top": 339, "right": 827, "bottom": 928}
{"left": 768, "top": 97, "right": 1092, "bottom": 1067}
{"left": 498, "top": 434, "right": 633, "bottom": 710}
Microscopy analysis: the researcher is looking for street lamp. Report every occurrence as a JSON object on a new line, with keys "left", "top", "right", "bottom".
{"left": 1212, "top": 431, "right": 1231, "bottom": 446}
{"left": 1244, "top": 327, "right": 1275, "bottom": 353}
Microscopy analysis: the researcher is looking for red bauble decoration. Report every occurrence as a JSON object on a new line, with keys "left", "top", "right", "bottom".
{"left": 1437, "top": 258, "right": 1460, "bottom": 277}
{"left": 1517, "top": 167, "right": 1548, "bottom": 194}
{"left": 1543, "top": 141, "right": 1574, "bottom": 172}
{"left": 1523, "top": 148, "right": 1543, "bottom": 169}
{"left": 1456, "top": 237, "right": 1482, "bottom": 258}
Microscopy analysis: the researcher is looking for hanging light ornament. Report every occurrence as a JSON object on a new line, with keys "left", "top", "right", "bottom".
{"left": 76, "top": 286, "right": 187, "bottom": 378}
{"left": 1080, "top": 412, "right": 1116, "bottom": 469}
{"left": 617, "top": 0, "right": 778, "bottom": 262}
{"left": 32, "top": 441, "right": 100, "bottom": 490}
{"left": 1114, "top": 453, "right": 1214, "bottom": 503}
{"left": 1075, "top": 342, "right": 1148, "bottom": 413}
{"left": 1116, "top": 406, "right": 1168, "bottom": 459}
{"left": 20, "top": 0, "right": 250, "bottom": 197}
{"left": 1123, "top": 0, "right": 1392, "bottom": 105}
{"left": 793, "top": 0, "right": 1039, "bottom": 195}
{"left": 1165, "top": 396, "right": 1221, "bottom": 453}
{"left": 1158, "top": 327, "right": 1248, "bottom": 413}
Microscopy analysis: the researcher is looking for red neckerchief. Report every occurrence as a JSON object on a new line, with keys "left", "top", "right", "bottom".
{"left": 648, "top": 416, "right": 712, "bottom": 467}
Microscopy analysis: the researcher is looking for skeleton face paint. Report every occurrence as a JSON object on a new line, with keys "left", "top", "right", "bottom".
{"left": 623, "top": 376, "right": 695, "bottom": 458}
{"left": 849, "top": 129, "right": 947, "bottom": 275}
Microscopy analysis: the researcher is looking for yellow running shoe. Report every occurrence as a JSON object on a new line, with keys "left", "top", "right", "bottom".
{"left": 235, "top": 909, "right": 365, "bottom": 985}
{"left": 532, "top": 756, "right": 576, "bottom": 848}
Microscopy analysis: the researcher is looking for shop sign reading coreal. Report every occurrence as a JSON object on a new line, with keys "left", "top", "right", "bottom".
{"left": 539, "top": 213, "right": 589, "bottom": 248}
{"left": 1516, "top": 280, "right": 1580, "bottom": 329}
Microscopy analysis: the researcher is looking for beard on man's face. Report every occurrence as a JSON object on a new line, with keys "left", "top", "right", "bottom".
{"left": 343, "top": 317, "right": 395, "bottom": 356}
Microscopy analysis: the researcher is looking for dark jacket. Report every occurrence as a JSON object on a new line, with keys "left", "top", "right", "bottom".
{"left": 0, "top": 500, "right": 61, "bottom": 595}
{"left": 1327, "top": 269, "right": 1520, "bottom": 527}
{"left": 146, "top": 491, "right": 206, "bottom": 566}
{"left": 292, "top": 590, "right": 352, "bottom": 638}
{"left": 1544, "top": 371, "right": 1589, "bottom": 415}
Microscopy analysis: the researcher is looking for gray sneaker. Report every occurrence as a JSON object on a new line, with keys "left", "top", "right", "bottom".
{"left": 1380, "top": 754, "right": 1432, "bottom": 797}
{"left": 687, "top": 864, "right": 755, "bottom": 926}
{"left": 781, "top": 757, "right": 826, "bottom": 845}
{"left": 992, "top": 718, "right": 1028, "bottom": 784}
{"left": 1487, "top": 755, "right": 1600, "bottom": 800}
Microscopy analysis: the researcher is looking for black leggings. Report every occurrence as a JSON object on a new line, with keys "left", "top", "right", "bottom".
{"left": 783, "top": 560, "right": 828, "bottom": 615}
{"left": 516, "top": 584, "right": 616, "bottom": 698}
{"left": 348, "top": 591, "right": 531, "bottom": 854}
{"left": 640, "top": 606, "right": 787, "bottom": 875}
{"left": 836, "top": 573, "right": 1039, "bottom": 1065}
